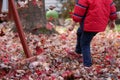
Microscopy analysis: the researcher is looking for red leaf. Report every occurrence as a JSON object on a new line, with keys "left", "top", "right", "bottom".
{"left": 0, "top": 28, "right": 5, "bottom": 36}
{"left": 0, "top": 70, "right": 6, "bottom": 78}
{"left": 35, "top": 46, "right": 44, "bottom": 55}
{"left": 40, "top": 37, "right": 46, "bottom": 45}
{"left": 117, "top": 35, "right": 120, "bottom": 38}
{"left": 62, "top": 70, "right": 73, "bottom": 78}
{"left": 64, "top": 48, "right": 79, "bottom": 58}
{"left": 69, "top": 12, "right": 73, "bottom": 18}
{"left": 2, "top": 58, "right": 9, "bottom": 63}
{"left": 105, "top": 55, "right": 113, "bottom": 61}
{"left": 49, "top": 76, "right": 56, "bottom": 80}
{"left": 118, "top": 75, "right": 120, "bottom": 79}
{"left": 95, "top": 65, "right": 102, "bottom": 74}
{"left": 32, "top": 0, "right": 37, "bottom": 5}
{"left": 46, "top": 22, "right": 53, "bottom": 30}
{"left": 60, "top": 34, "right": 67, "bottom": 40}
{"left": 35, "top": 70, "right": 42, "bottom": 75}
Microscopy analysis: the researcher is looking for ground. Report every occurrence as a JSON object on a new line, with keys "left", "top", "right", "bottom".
{"left": 0, "top": 22, "right": 120, "bottom": 80}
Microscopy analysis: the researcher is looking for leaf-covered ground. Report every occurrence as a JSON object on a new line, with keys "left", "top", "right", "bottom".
{"left": 0, "top": 22, "right": 120, "bottom": 80}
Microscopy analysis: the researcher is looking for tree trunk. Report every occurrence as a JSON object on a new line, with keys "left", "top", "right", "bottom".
{"left": 17, "top": 0, "right": 46, "bottom": 34}
{"left": 114, "top": 0, "right": 120, "bottom": 24}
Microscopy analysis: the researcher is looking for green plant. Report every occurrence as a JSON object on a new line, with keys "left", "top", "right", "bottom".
{"left": 115, "top": 25, "right": 120, "bottom": 32}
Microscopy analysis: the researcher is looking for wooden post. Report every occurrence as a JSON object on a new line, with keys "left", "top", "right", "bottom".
{"left": 9, "top": 0, "right": 32, "bottom": 58}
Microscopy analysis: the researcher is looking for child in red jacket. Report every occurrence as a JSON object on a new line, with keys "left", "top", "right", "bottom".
{"left": 69, "top": 0, "right": 117, "bottom": 67}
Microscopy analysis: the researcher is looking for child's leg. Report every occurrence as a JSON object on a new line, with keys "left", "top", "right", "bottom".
{"left": 80, "top": 31, "right": 97, "bottom": 67}
{"left": 75, "top": 18, "right": 85, "bottom": 54}
{"left": 75, "top": 27, "right": 82, "bottom": 54}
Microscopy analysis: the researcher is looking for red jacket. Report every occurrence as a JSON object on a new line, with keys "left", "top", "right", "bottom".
{"left": 72, "top": 0, "right": 117, "bottom": 32}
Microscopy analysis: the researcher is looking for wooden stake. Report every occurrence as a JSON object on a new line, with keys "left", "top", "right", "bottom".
{"left": 9, "top": 0, "right": 32, "bottom": 58}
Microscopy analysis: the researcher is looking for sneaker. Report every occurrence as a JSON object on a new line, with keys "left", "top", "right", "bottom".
{"left": 84, "top": 64, "right": 96, "bottom": 72}
{"left": 84, "top": 66, "right": 92, "bottom": 73}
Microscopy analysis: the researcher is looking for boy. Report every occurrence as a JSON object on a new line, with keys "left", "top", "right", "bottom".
{"left": 69, "top": 0, "right": 117, "bottom": 67}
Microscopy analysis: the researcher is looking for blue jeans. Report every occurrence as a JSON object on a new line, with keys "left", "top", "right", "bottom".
{"left": 75, "top": 24, "right": 97, "bottom": 67}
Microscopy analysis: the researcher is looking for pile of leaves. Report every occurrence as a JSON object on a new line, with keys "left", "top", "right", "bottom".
{"left": 0, "top": 22, "right": 120, "bottom": 80}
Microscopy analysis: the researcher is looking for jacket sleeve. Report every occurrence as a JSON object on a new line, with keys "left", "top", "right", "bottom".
{"left": 72, "top": 0, "right": 88, "bottom": 22}
{"left": 109, "top": 2, "right": 117, "bottom": 20}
